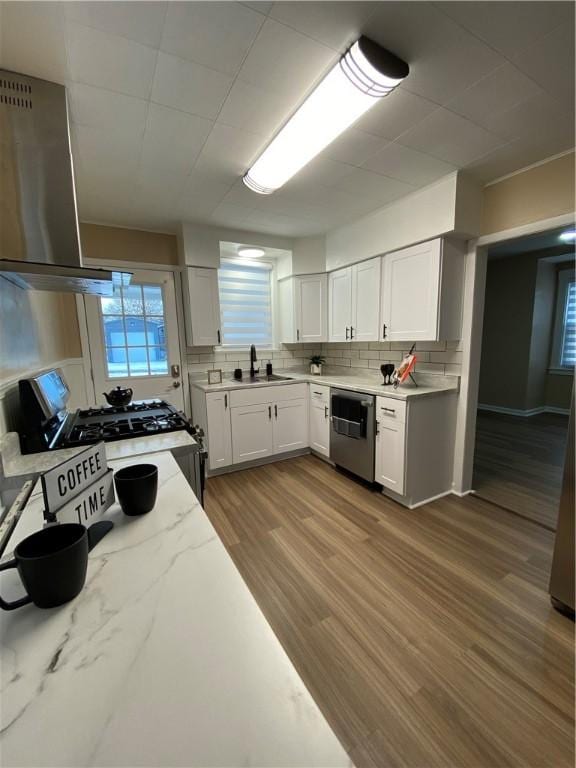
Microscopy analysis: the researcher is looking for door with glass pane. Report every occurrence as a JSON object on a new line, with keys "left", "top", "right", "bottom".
{"left": 84, "top": 269, "right": 184, "bottom": 410}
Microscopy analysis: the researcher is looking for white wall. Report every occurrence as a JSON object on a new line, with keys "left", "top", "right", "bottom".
{"left": 325, "top": 172, "right": 481, "bottom": 270}
{"left": 178, "top": 223, "right": 294, "bottom": 268}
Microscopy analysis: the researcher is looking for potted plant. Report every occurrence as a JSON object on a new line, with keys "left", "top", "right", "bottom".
{"left": 309, "top": 354, "right": 325, "bottom": 375}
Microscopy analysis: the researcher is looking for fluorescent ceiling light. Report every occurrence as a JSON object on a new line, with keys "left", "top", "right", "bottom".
{"left": 559, "top": 231, "right": 576, "bottom": 242}
{"left": 238, "top": 246, "right": 266, "bottom": 258}
{"left": 243, "top": 36, "right": 409, "bottom": 195}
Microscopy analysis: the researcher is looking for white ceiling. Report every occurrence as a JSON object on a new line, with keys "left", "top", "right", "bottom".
{"left": 1, "top": 1, "right": 574, "bottom": 237}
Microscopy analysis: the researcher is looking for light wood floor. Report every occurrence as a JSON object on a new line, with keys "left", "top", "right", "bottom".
{"left": 473, "top": 411, "right": 569, "bottom": 530}
{"left": 204, "top": 455, "right": 574, "bottom": 768}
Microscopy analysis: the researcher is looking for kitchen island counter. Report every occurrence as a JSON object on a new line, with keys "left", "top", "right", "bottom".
{"left": 0, "top": 450, "right": 350, "bottom": 767}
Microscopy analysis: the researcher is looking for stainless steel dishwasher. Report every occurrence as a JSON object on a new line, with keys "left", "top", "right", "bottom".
{"left": 329, "top": 388, "right": 375, "bottom": 483}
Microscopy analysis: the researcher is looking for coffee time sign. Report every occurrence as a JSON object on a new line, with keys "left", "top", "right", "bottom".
{"left": 41, "top": 443, "right": 115, "bottom": 525}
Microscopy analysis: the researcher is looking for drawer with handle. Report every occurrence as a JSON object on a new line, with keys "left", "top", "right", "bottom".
{"left": 309, "top": 384, "right": 329, "bottom": 405}
{"left": 376, "top": 396, "right": 406, "bottom": 424}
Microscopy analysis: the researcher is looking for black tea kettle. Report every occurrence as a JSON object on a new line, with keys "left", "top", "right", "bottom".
{"left": 103, "top": 385, "right": 133, "bottom": 407}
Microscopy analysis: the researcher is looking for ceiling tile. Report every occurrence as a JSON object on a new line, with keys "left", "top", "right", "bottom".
{"left": 193, "top": 123, "right": 266, "bottom": 185}
{"left": 0, "top": 2, "right": 67, "bottom": 84}
{"left": 366, "top": 2, "right": 463, "bottom": 62}
{"left": 401, "top": 28, "right": 505, "bottom": 105}
{"left": 210, "top": 201, "right": 256, "bottom": 228}
{"left": 366, "top": 143, "right": 456, "bottom": 186}
{"left": 240, "top": 2, "right": 273, "bottom": 15}
{"left": 74, "top": 123, "right": 142, "bottom": 179}
{"left": 269, "top": 1, "right": 375, "bottom": 51}
{"left": 217, "top": 79, "right": 293, "bottom": 137}
{"left": 140, "top": 104, "right": 213, "bottom": 176}
{"left": 512, "top": 24, "right": 575, "bottom": 110}
{"left": 64, "top": 2, "right": 167, "bottom": 49}
{"left": 397, "top": 108, "right": 506, "bottom": 166}
{"left": 284, "top": 157, "right": 355, "bottom": 190}
{"left": 436, "top": 1, "right": 574, "bottom": 60}
{"left": 160, "top": 2, "right": 264, "bottom": 77}
{"left": 324, "top": 128, "right": 389, "bottom": 167}
{"left": 151, "top": 52, "right": 233, "bottom": 120}
{"left": 244, "top": 209, "right": 319, "bottom": 237}
{"left": 355, "top": 88, "right": 438, "bottom": 140}
{"left": 482, "top": 92, "right": 575, "bottom": 143}
{"left": 180, "top": 170, "right": 234, "bottom": 202}
{"left": 332, "top": 168, "right": 414, "bottom": 205}
{"left": 66, "top": 21, "right": 157, "bottom": 99}
{"left": 445, "top": 63, "right": 543, "bottom": 131}
{"left": 68, "top": 83, "right": 149, "bottom": 141}
{"left": 237, "top": 18, "right": 337, "bottom": 99}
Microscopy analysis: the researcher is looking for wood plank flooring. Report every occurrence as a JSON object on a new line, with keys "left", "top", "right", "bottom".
{"left": 473, "top": 411, "right": 570, "bottom": 529}
{"left": 204, "top": 455, "right": 574, "bottom": 768}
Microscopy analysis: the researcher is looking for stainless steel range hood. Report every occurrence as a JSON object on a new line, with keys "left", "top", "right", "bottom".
{"left": 0, "top": 69, "right": 131, "bottom": 296}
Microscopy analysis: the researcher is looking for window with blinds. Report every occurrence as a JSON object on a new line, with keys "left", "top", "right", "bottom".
{"left": 560, "top": 280, "right": 576, "bottom": 367}
{"left": 218, "top": 258, "right": 274, "bottom": 347}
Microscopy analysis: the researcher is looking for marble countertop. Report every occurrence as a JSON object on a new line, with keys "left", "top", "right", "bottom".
{"left": 191, "top": 369, "right": 459, "bottom": 401}
{"left": 0, "top": 431, "right": 197, "bottom": 480}
{"left": 0, "top": 450, "right": 351, "bottom": 767}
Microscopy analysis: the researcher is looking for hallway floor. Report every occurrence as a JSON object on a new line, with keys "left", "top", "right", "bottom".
{"left": 204, "top": 455, "right": 574, "bottom": 768}
{"left": 473, "top": 410, "right": 570, "bottom": 529}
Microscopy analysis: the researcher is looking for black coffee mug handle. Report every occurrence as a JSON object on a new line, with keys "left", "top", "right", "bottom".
{"left": 0, "top": 558, "right": 32, "bottom": 610}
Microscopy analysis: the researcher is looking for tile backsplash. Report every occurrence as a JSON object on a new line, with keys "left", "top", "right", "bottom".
{"left": 186, "top": 340, "right": 462, "bottom": 379}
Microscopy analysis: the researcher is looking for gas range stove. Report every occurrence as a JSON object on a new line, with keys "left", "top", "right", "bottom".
{"left": 62, "top": 401, "right": 192, "bottom": 448}
{"left": 17, "top": 370, "right": 197, "bottom": 455}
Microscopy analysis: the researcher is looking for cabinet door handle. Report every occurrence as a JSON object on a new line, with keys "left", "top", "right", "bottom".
{"left": 217, "top": 329, "right": 221, "bottom": 344}
{"left": 297, "top": 329, "right": 300, "bottom": 341}
{"left": 350, "top": 326, "right": 354, "bottom": 339}
{"left": 268, "top": 405, "right": 272, "bottom": 420}
{"left": 382, "top": 324, "right": 387, "bottom": 339}
{"left": 274, "top": 404, "right": 278, "bottom": 418}
{"left": 345, "top": 327, "right": 349, "bottom": 340}
{"left": 376, "top": 420, "right": 380, "bottom": 435}
{"left": 381, "top": 407, "right": 396, "bottom": 414}
{"left": 324, "top": 406, "right": 328, "bottom": 418}
{"left": 313, "top": 390, "right": 323, "bottom": 395}
{"left": 224, "top": 393, "right": 227, "bottom": 409}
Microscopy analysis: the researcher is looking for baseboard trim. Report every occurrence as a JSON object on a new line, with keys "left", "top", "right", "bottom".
{"left": 451, "top": 489, "right": 473, "bottom": 497}
{"left": 207, "top": 448, "right": 310, "bottom": 477}
{"left": 478, "top": 403, "right": 570, "bottom": 417}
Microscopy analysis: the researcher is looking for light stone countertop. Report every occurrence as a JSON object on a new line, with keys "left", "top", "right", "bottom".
{"left": 190, "top": 368, "right": 459, "bottom": 400}
{"left": 0, "top": 450, "right": 351, "bottom": 768}
{"left": 0, "top": 430, "right": 197, "bottom": 480}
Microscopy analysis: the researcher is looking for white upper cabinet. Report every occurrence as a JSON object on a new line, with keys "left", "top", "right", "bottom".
{"left": 183, "top": 267, "right": 221, "bottom": 347}
{"left": 329, "top": 258, "right": 380, "bottom": 342}
{"left": 328, "top": 267, "right": 353, "bottom": 342}
{"left": 279, "top": 274, "right": 327, "bottom": 343}
{"left": 351, "top": 257, "right": 381, "bottom": 341}
{"left": 380, "top": 239, "right": 464, "bottom": 342}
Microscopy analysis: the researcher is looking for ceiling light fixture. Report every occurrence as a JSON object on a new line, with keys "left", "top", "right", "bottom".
{"left": 243, "top": 36, "right": 409, "bottom": 195}
{"left": 238, "top": 246, "right": 266, "bottom": 258}
{"left": 559, "top": 230, "right": 576, "bottom": 242}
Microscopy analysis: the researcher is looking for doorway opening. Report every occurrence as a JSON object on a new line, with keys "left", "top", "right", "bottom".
{"left": 472, "top": 226, "right": 575, "bottom": 530}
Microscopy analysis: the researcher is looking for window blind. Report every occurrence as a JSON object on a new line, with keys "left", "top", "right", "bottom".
{"left": 560, "top": 280, "right": 576, "bottom": 367}
{"left": 218, "top": 258, "right": 273, "bottom": 347}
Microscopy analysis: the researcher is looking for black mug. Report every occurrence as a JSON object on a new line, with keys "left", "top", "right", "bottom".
{"left": 114, "top": 463, "right": 158, "bottom": 516}
{"left": 0, "top": 523, "right": 89, "bottom": 611}
{"left": 233, "top": 368, "right": 243, "bottom": 380}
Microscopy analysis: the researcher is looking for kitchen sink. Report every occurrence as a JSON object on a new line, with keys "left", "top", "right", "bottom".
{"left": 247, "top": 374, "right": 293, "bottom": 383}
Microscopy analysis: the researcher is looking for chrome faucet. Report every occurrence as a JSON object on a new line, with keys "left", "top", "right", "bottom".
{"left": 250, "top": 344, "right": 259, "bottom": 378}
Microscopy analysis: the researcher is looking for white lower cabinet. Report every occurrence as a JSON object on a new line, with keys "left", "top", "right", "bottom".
{"left": 205, "top": 392, "right": 233, "bottom": 470}
{"left": 375, "top": 396, "right": 406, "bottom": 495}
{"left": 309, "top": 385, "right": 330, "bottom": 457}
{"left": 274, "top": 399, "right": 308, "bottom": 454}
{"left": 231, "top": 402, "right": 274, "bottom": 464}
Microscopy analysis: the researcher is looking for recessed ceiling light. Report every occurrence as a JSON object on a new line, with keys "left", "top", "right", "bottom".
{"left": 559, "top": 230, "right": 576, "bottom": 242}
{"left": 238, "top": 247, "right": 266, "bottom": 258}
{"left": 243, "top": 36, "right": 409, "bottom": 195}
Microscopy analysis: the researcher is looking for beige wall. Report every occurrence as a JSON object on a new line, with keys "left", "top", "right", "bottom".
{"left": 481, "top": 152, "right": 575, "bottom": 235}
{"left": 80, "top": 223, "right": 178, "bottom": 265}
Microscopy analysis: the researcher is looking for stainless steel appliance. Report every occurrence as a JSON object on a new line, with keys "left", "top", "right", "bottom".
{"left": 16, "top": 370, "right": 206, "bottom": 504}
{"left": 330, "top": 388, "right": 375, "bottom": 483}
{"left": 0, "top": 69, "right": 131, "bottom": 295}
{"left": 549, "top": 394, "right": 574, "bottom": 618}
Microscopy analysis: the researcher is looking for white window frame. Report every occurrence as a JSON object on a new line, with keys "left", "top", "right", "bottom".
{"left": 549, "top": 267, "right": 576, "bottom": 373}
{"left": 217, "top": 257, "right": 277, "bottom": 351}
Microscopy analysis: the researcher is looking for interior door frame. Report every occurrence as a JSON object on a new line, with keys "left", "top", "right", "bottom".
{"left": 453, "top": 211, "right": 576, "bottom": 495}
{"left": 76, "top": 258, "right": 189, "bottom": 410}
